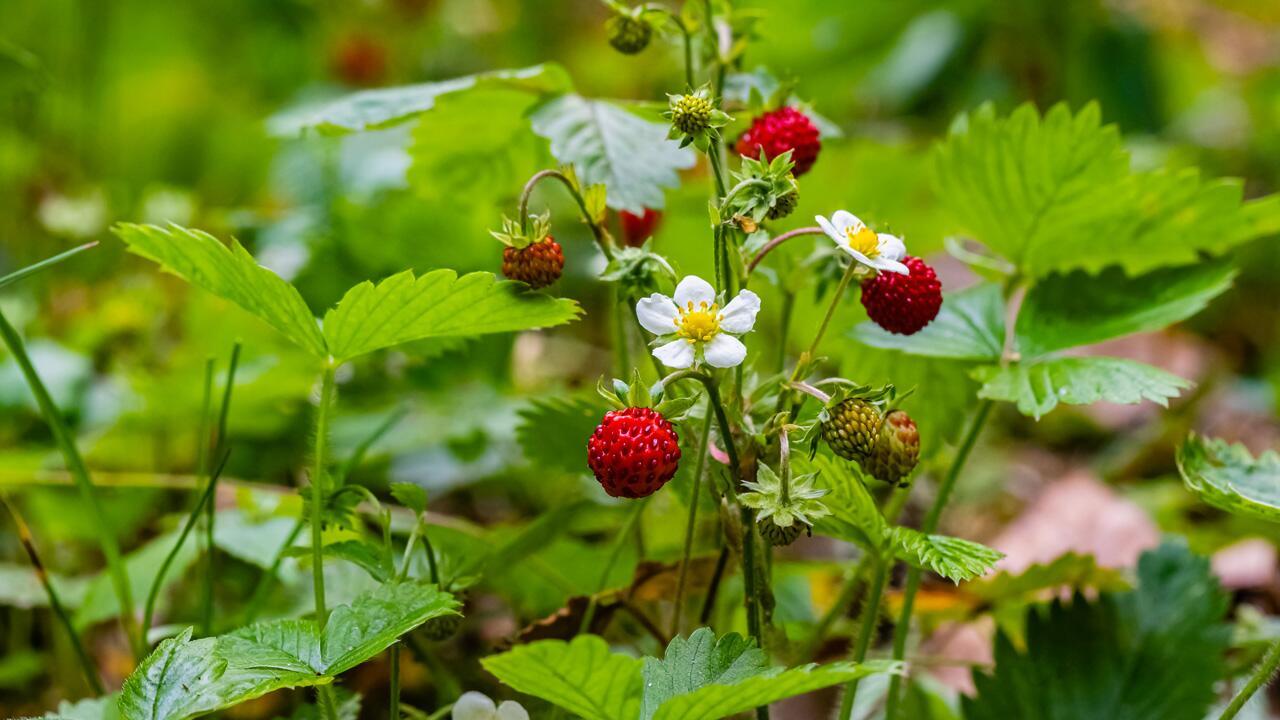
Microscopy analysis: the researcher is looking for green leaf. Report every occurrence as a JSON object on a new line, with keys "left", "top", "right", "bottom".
{"left": 967, "top": 552, "right": 1128, "bottom": 604}
{"left": 113, "top": 223, "right": 327, "bottom": 358}
{"left": 962, "top": 541, "right": 1229, "bottom": 720}
{"left": 851, "top": 282, "right": 1004, "bottom": 361}
{"left": 268, "top": 64, "right": 572, "bottom": 136}
{"left": 515, "top": 394, "right": 610, "bottom": 475}
{"left": 390, "top": 482, "right": 427, "bottom": 514}
{"left": 1177, "top": 433, "right": 1280, "bottom": 524}
{"left": 973, "top": 356, "right": 1190, "bottom": 420}
{"left": 41, "top": 696, "right": 119, "bottom": 720}
{"left": 287, "top": 539, "right": 391, "bottom": 583}
{"left": 531, "top": 94, "right": 696, "bottom": 213}
{"left": 481, "top": 634, "right": 644, "bottom": 720}
{"left": 933, "top": 103, "right": 1271, "bottom": 278}
{"left": 797, "top": 454, "right": 888, "bottom": 550}
{"left": 1016, "top": 262, "right": 1236, "bottom": 358}
{"left": 651, "top": 660, "right": 899, "bottom": 720}
{"left": 321, "top": 269, "right": 582, "bottom": 362}
{"left": 322, "top": 581, "right": 457, "bottom": 674}
{"left": 887, "top": 527, "right": 1003, "bottom": 583}
{"left": 640, "top": 628, "right": 768, "bottom": 720}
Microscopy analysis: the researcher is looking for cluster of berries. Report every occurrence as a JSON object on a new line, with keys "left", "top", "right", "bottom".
{"left": 821, "top": 398, "right": 920, "bottom": 487}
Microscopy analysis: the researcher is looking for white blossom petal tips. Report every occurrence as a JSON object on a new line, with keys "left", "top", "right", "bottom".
{"left": 817, "top": 211, "right": 910, "bottom": 275}
{"left": 454, "top": 692, "right": 529, "bottom": 720}
{"left": 634, "top": 275, "right": 760, "bottom": 369}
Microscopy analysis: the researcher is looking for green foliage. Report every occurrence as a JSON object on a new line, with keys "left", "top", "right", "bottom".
{"left": 933, "top": 103, "right": 1270, "bottom": 279}
{"left": 481, "top": 634, "right": 644, "bottom": 720}
{"left": 966, "top": 552, "right": 1128, "bottom": 603}
{"left": 974, "top": 356, "right": 1189, "bottom": 419}
{"left": 887, "top": 527, "right": 1004, "bottom": 584}
{"left": 649, "top": 661, "right": 895, "bottom": 720}
{"left": 1177, "top": 433, "right": 1280, "bottom": 524}
{"left": 800, "top": 454, "right": 887, "bottom": 550}
{"left": 852, "top": 283, "right": 1005, "bottom": 361}
{"left": 639, "top": 629, "right": 768, "bottom": 720}
{"left": 962, "top": 541, "right": 1230, "bottom": 720}
{"left": 39, "top": 696, "right": 119, "bottom": 720}
{"left": 1015, "top": 262, "right": 1236, "bottom": 358}
{"left": 269, "top": 64, "right": 572, "bottom": 136}
{"left": 76, "top": 529, "right": 200, "bottom": 630}
{"left": 531, "top": 94, "right": 695, "bottom": 212}
{"left": 515, "top": 394, "right": 610, "bottom": 475}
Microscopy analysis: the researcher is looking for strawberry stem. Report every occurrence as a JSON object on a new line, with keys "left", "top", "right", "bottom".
{"left": 517, "top": 168, "right": 616, "bottom": 261}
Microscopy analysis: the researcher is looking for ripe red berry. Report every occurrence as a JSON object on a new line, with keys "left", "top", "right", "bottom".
{"left": 587, "top": 407, "right": 681, "bottom": 499}
{"left": 501, "top": 237, "right": 564, "bottom": 289}
{"left": 330, "top": 34, "right": 388, "bottom": 87}
{"left": 860, "top": 256, "right": 942, "bottom": 335}
{"left": 735, "top": 107, "right": 822, "bottom": 176}
{"left": 619, "top": 208, "right": 662, "bottom": 247}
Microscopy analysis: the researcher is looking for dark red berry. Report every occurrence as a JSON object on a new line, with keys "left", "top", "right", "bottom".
{"left": 735, "top": 107, "right": 821, "bottom": 177}
{"left": 501, "top": 237, "right": 564, "bottom": 289}
{"left": 330, "top": 34, "right": 387, "bottom": 87}
{"left": 860, "top": 256, "right": 942, "bottom": 335}
{"left": 619, "top": 208, "right": 662, "bottom": 247}
{"left": 587, "top": 407, "right": 681, "bottom": 499}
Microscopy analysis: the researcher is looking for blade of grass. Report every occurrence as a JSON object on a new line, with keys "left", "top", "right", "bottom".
{"left": 0, "top": 308, "right": 141, "bottom": 659}
{"left": 193, "top": 359, "right": 215, "bottom": 632}
{"left": 0, "top": 241, "right": 98, "bottom": 290}
{"left": 1, "top": 494, "right": 104, "bottom": 694}
{"left": 202, "top": 342, "right": 241, "bottom": 635}
{"left": 141, "top": 448, "right": 231, "bottom": 644}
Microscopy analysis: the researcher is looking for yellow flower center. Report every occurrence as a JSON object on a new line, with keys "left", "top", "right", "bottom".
{"left": 675, "top": 301, "right": 720, "bottom": 343}
{"left": 846, "top": 225, "right": 880, "bottom": 258}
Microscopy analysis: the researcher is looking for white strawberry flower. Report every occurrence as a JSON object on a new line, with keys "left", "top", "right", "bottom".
{"left": 636, "top": 275, "right": 761, "bottom": 369}
{"left": 816, "top": 210, "right": 908, "bottom": 275}
{"left": 453, "top": 691, "right": 529, "bottom": 720}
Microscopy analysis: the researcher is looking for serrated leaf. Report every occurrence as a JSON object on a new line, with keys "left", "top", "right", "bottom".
{"left": 640, "top": 629, "right": 768, "bottom": 720}
{"left": 531, "top": 94, "right": 695, "bottom": 213}
{"left": 40, "top": 696, "right": 119, "bottom": 720}
{"left": 651, "top": 660, "right": 900, "bottom": 720}
{"left": 1016, "top": 262, "right": 1236, "bottom": 358}
{"left": 321, "top": 581, "right": 458, "bottom": 674}
{"left": 934, "top": 102, "right": 1272, "bottom": 278}
{"left": 1177, "top": 433, "right": 1280, "bottom": 524}
{"left": 974, "top": 356, "right": 1190, "bottom": 420}
{"left": 481, "top": 634, "right": 644, "bottom": 720}
{"left": 321, "top": 269, "right": 582, "bottom": 362}
{"left": 515, "top": 395, "right": 610, "bottom": 474}
{"left": 966, "top": 552, "right": 1128, "bottom": 604}
{"left": 797, "top": 454, "right": 887, "bottom": 550}
{"left": 851, "top": 282, "right": 1004, "bottom": 361}
{"left": 113, "top": 223, "right": 326, "bottom": 357}
{"left": 268, "top": 64, "right": 572, "bottom": 136}
{"left": 963, "top": 541, "right": 1229, "bottom": 720}
{"left": 390, "top": 482, "right": 427, "bottom": 514}
{"left": 887, "top": 527, "right": 1003, "bottom": 584}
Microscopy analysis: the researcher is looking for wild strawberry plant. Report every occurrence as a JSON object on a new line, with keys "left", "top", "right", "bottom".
{"left": 3, "top": 2, "right": 1280, "bottom": 720}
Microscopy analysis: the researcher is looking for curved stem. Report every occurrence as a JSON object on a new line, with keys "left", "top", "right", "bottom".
{"left": 884, "top": 400, "right": 993, "bottom": 719}
{"left": 746, "top": 227, "right": 825, "bottom": 274}
{"left": 788, "top": 381, "right": 832, "bottom": 405}
{"left": 1220, "top": 638, "right": 1280, "bottom": 720}
{"left": 310, "top": 363, "right": 337, "bottom": 626}
{"left": 839, "top": 554, "right": 889, "bottom": 719}
{"left": 807, "top": 258, "right": 859, "bottom": 359}
{"left": 517, "top": 168, "right": 616, "bottom": 261}
{"left": 649, "top": 6, "right": 694, "bottom": 87}
{"left": 671, "top": 409, "right": 713, "bottom": 637}
{"left": 202, "top": 342, "right": 241, "bottom": 636}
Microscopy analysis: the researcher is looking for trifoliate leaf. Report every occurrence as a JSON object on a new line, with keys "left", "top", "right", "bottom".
{"left": 851, "top": 282, "right": 1005, "bottom": 361}
{"left": 531, "top": 94, "right": 696, "bottom": 213}
{"left": 973, "top": 356, "right": 1190, "bottom": 420}
{"left": 1177, "top": 433, "right": 1280, "bottom": 524}
{"left": 481, "top": 634, "right": 644, "bottom": 720}
{"left": 113, "top": 223, "right": 327, "bottom": 357}
{"left": 887, "top": 527, "right": 1003, "bottom": 584}
{"left": 268, "top": 64, "right": 572, "bottom": 136}
{"left": 962, "top": 541, "right": 1229, "bottom": 720}
{"left": 322, "top": 269, "right": 582, "bottom": 362}
{"left": 1015, "top": 262, "right": 1236, "bottom": 358}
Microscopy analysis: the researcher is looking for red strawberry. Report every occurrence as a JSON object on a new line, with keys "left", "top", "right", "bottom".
{"left": 735, "top": 107, "right": 821, "bottom": 176}
{"left": 330, "top": 34, "right": 387, "bottom": 87}
{"left": 860, "top": 256, "right": 942, "bottom": 335}
{"left": 587, "top": 407, "right": 681, "bottom": 499}
{"left": 501, "top": 237, "right": 564, "bottom": 289}
{"left": 620, "top": 208, "right": 662, "bottom": 247}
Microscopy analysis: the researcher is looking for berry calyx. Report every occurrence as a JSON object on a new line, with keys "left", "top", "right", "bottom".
{"left": 860, "top": 256, "right": 942, "bottom": 335}
{"left": 767, "top": 189, "right": 798, "bottom": 220}
{"left": 620, "top": 208, "right": 662, "bottom": 247}
{"left": 862, "top": 410, "right": 920, "bottom": 487}
{"left": 821, "top": 398, "right": 882, "bottom": 462}
{"left": 671, "top": 94, "right": 714, "bottom": 136}
{"left": 735, "top": 107, "right": 821, "bottom": 176}
{"left": 607, "top": 13, "right": 652, "bottom": 54}
{"left": 587, "top": 407, "right": 681, "bottom": 499}
{"left": 501, "top": 237, "right": 564, "bottom": 290}
{"left": 758, "top": 517, "right": 804, "bottom": 547}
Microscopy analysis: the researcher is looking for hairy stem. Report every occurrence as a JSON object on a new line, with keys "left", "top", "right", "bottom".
{"left": 1220, "top": 637, "right": 1280, "bottom": 720}
{"left": 517, "top": 168, "right": 615, "bottom": 261}
{"left": 884, "top": 400, "right": 993, "bottom": 718}
{"left": 310, "top": 363, "right": 337, "bottom": 626}
{"left": 671, "top": 409, "right": 713, "bottom": 637}
{"left": 808, "top": 258, "right": 858, "bottom": 359}
{"left": 746, "top": 227, "right": 825, "bottom": 274}
{"left": 0, "top": 308, "right": 141, "bottom": 659}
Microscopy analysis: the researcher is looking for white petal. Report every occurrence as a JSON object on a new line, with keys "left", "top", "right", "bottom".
{"left": 837, "top": 243, "right": 873, "bottom": 267}
{"left": 673, "top": 275, "right": 716, "bottom": 309}
{"left": 703, "top": 334, "right": 747, "bottom": 368}
{"left": 635, "top": 294, "right": 680, "bottom": 335}
{"left": 877, "top": 233, "right": 906, "bottom": 261}
{"left": 869, "top": 256, "right": 910, "bottom": 275}
{"left": 453, "top": 692, "right": 497, "bottom": 720}
{"left": 815, "top": 214, "right": 841, "bottom": 244}
{"left": 829, "top": 210, "right": 864, "bottom": 234}
{"left": 718, "top": 290, "right": 761, "bottom": 333}
{"left": 653, "top": 339, "right": 696, "bottom": 369}
{"left": 496, "top": 702, "right": 530, "bottom": 720}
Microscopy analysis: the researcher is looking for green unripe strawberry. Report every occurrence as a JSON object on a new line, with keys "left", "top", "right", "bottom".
{"left": 758, "top": 517, "right": 804, "bottom": 546}
{"left": 821, "top": 399, "right": 882, "bottom": 461}
{"left": 766, "top": 189, "right": 798, "bottom": 220}
{"left": 671, "top": 93, "right": 714, "bottom": 136}
{"left": 422, "top": 612, "right": 462, "bottom": 641}
{"left": 862, "top": 409, "right": 920, "bottom": 487}
{"left": 607, "top": 14, "right": 652, "bottom": 54}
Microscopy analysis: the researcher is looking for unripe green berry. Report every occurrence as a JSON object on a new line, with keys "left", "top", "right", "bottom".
{"left": 422, "top": 613, "right": 462, "bottom": 641}
{"left": 767, "top": 190, "right": 798, "bottom": 220}
{"left": 821, "top": 399, "right": 881, "bottom": 462}
{"left": 758, "top": 517, "right": 803, "bottom": 546}
{"left": 607, "top": 14, "right": 651, "bottom": 54}
{"left": 672, "top": 94, "right": 714, "bottom": 136}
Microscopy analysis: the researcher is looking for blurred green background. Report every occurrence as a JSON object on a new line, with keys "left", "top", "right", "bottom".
{"left": 2, "top": 0, "right": 1280, "bottom": 716}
